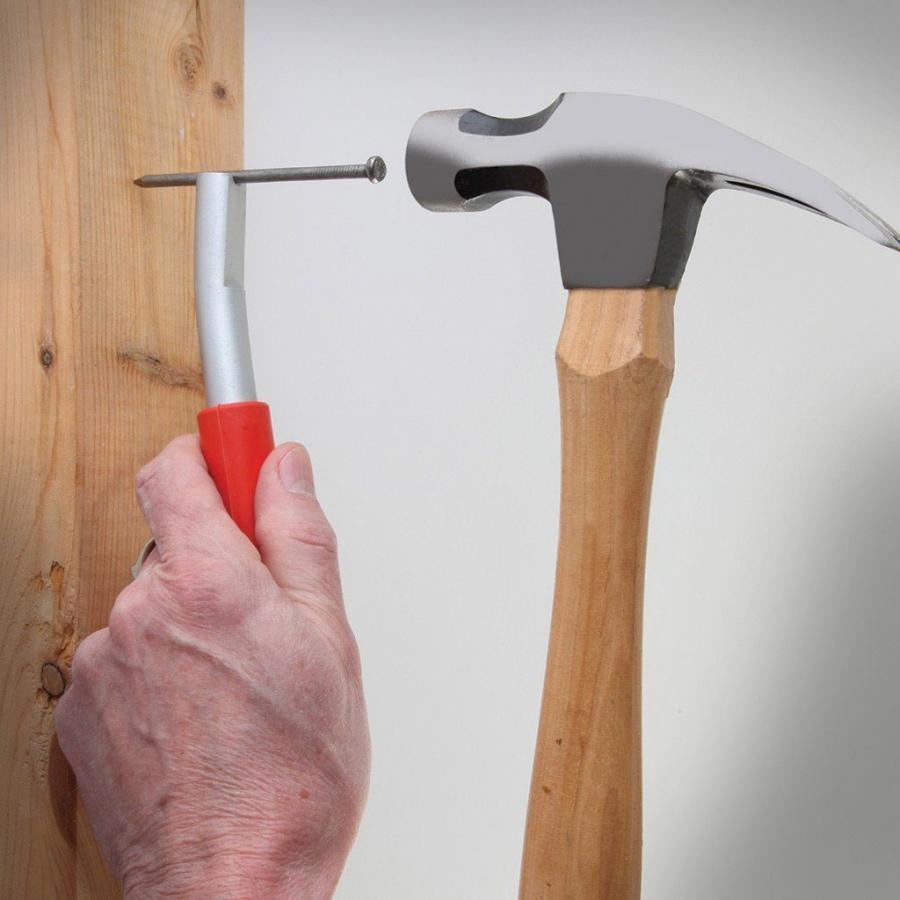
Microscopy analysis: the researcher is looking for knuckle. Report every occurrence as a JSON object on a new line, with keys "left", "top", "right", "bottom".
{"left": 135, "top": 457, "right": 175, "bottom": 514}
{"left": 135, "top": 438, "right": 190, "bottom": 502}
{"left": 134, "top": 458, "right": 158, "bottom": 496}
{"left": 70, "top": 629, "right": 110, "bottom": 684}
{"left": 291, "top": 517, "right": 338, "bottom": 556}
{"left": 257, "top": 499, "right": 338, "bottom": 559}
{"left": 107, "top": 584, "right": 150, "bottom": 647}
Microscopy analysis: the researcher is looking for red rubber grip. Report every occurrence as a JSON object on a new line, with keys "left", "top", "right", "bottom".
{"left": 198, "top": 401, "right": 275, "bottom": 545}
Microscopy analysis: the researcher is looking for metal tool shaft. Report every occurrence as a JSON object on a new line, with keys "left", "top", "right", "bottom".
{"left": 135, "top": 156, "right": 386, "bottom": 188}
{"left": 194, "top": 173, "right": 254, "bottom": 407}
{"left": 135, "top": 154, "right": 386, "bottom": 406}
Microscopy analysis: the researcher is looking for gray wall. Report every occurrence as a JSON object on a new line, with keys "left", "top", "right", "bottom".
{"left": 245, "top": 1, "right": 900, "bottom": 896}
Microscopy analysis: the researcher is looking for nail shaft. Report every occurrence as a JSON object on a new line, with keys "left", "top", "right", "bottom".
{"left": 135, "top": 156, "right": 386, "bottom": 188}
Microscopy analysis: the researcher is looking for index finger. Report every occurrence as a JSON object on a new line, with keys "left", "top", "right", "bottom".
{"left": 135, "top": 434, "right": 251, "bottom": 561}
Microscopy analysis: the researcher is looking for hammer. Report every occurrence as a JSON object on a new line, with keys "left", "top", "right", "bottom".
{"left": 405, "top": 93, "right": 899, "bottom": 898}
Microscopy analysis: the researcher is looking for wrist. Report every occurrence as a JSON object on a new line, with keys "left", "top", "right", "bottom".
{"left": 121, "top": 842, "right": 342, "bottom": 900}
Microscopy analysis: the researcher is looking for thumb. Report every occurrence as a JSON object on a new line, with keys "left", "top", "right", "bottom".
{"left": 254, "top": 443, "right": 343, "bottom": 606}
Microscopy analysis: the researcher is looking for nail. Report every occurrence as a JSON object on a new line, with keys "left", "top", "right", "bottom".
{"left": 279, "top": 446, "right": 315, "bottom": 495}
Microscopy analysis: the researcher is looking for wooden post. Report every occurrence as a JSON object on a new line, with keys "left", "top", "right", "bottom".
{"left": 0, "top": 1, "right": 242, "bottom": 895}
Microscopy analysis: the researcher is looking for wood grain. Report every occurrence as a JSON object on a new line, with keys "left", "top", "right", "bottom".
{"left": 520, "top": 288, "right": 676, "bottom": 899}
{"left": 0, "top": 1, "right": 242, "bottom": 895}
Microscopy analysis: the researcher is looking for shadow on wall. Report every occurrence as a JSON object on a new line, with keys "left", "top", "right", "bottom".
{"left": 692, "top": 420, "right": 900, "bottom": 899}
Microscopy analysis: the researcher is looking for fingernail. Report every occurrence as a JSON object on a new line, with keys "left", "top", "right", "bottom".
{"left": 278, "top": 446, "right": 315, "bottom": 495}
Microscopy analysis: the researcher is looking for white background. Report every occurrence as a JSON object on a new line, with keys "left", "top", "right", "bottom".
{"left": 244, "top": 1, "right": 900, "bottom": 896}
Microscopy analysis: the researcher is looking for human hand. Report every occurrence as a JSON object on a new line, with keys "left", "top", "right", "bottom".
{"left": 55, "top": 436, "right": 369, "bottom": 899}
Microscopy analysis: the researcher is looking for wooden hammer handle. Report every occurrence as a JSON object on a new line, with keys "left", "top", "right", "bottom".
{"left": 520, "top": 288, "right": 675, "bottom": 900}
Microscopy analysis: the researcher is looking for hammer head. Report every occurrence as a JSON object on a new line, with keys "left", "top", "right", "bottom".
{"left": 406, "top": 93, "right": 899, "bottom": 288}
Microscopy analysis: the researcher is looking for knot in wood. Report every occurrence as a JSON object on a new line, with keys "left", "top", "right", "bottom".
{"left": 41, "top": 662, "right": 66, "bottom": 698}
{"left": 174, "top": 42, "right": 204, "bottom": 86}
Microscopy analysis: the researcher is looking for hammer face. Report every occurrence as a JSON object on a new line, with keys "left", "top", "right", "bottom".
{"left": 406, "top": 93, "right": 900, "bottom": 289}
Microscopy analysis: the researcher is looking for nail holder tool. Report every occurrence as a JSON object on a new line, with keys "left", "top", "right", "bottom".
{"left": 135, "top": 157, "right": 386, "bottom": 545}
